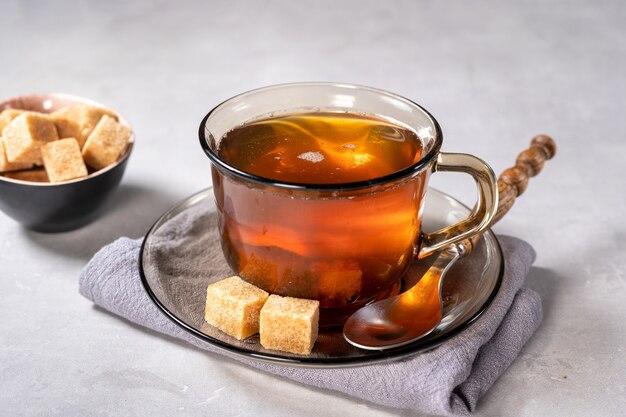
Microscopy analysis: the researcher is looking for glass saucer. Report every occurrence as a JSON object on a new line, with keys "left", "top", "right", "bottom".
{"left": 139, "top": 188, "right": 503, "bottom": 368}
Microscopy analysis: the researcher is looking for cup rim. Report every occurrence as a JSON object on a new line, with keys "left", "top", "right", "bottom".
{"left": 198, "top": 82, "right": 443, "bottom": 191}
{"left": 0, "top": 92, "right": 134, "bottom": 188}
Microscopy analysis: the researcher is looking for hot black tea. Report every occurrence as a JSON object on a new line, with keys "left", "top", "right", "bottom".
{"left": 217, "top": 112, "right": 422, "bottom": 184}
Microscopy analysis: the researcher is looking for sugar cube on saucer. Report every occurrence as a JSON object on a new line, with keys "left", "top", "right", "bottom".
{"left": 260, "top": 294, "right": 319, "bottom": 355}
{"left": 41, "top": 138, "right": 88, "bottom": 183}
{"left": 51, "top": 105, "right": 118, "bottom": 148}
{"left": 205, "top": 276, "right": 269, "bottom": 340}
{"left": 82, "top": 115, "right": 131, "bottom": 170}
{"left": 2, "top": 112, "right": 58, "bottom": 165}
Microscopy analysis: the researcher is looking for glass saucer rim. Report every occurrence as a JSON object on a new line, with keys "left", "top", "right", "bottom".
{"left": 139, "top": 187, "right": 504, "bottom": 368}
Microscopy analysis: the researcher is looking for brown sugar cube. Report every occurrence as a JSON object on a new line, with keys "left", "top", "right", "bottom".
{"left": 205, "top": 276, "right": 269, "bottom": 340}
{"left": 41, "top": 138, "right": 88, "bottom": 183}
{"left": 2, "top": 113, "right": 58, "bottom": 165}
{"left": 260, "top": 295, "right": 319, "bottom": 355}
{"left": 0, "top": 139, "right": 33, "bottom": 172}
{"left": 314, "top": 259, "right": 362, "bottom": 303}
{"left": 82, "top": 115, "right": 131, "bottom": 170}
{"left": 51, "top": 105, "right": 118, "bottom": 148}
{"left": 0, "top": 109, "right": 25, "bottom": 134}
{"left": 4, "top": 168, "right": 49, "bottom": 183}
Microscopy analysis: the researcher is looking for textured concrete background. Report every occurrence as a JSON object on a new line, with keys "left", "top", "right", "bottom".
{"left": 1, "top": 1, "right": 624, "bottom": 416}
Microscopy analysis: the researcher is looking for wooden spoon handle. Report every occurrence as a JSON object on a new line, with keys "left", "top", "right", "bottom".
{"left": 462, "top": 134, "right": 556, "bottom": 255}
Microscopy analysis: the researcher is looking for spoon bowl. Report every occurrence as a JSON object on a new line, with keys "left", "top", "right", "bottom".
{"left": 343, "top": 249, "right": 460, "bottom": 350}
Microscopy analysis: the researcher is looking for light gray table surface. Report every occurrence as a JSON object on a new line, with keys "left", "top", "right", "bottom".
{"left": 1, "top": 1, "right": 624, "bottom": 416}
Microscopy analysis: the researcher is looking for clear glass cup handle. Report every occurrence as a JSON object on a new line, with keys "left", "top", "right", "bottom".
{"left": 418, "top": 152, "right": 499, "bottom": 259}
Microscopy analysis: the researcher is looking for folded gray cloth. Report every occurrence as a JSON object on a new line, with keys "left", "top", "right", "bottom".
{"left": 79, "top": 214, "right": 541, "bottom": 416}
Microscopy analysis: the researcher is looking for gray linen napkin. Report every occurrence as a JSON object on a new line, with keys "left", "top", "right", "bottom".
{"left": 79, "top": 208, "right": 541, "bottom": 416}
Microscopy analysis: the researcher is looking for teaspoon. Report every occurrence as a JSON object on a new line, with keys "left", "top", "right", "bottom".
{"left": 343, "top": 135, "right": 556, "bottom": 350}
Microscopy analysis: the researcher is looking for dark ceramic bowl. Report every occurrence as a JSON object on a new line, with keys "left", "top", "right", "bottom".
{"left": 0, "top": 93, "right": 134, "bottom": 232}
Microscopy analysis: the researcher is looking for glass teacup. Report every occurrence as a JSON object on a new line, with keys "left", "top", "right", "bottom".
{"left": 200, "top": 83, "right": 497, "bottom": 326}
